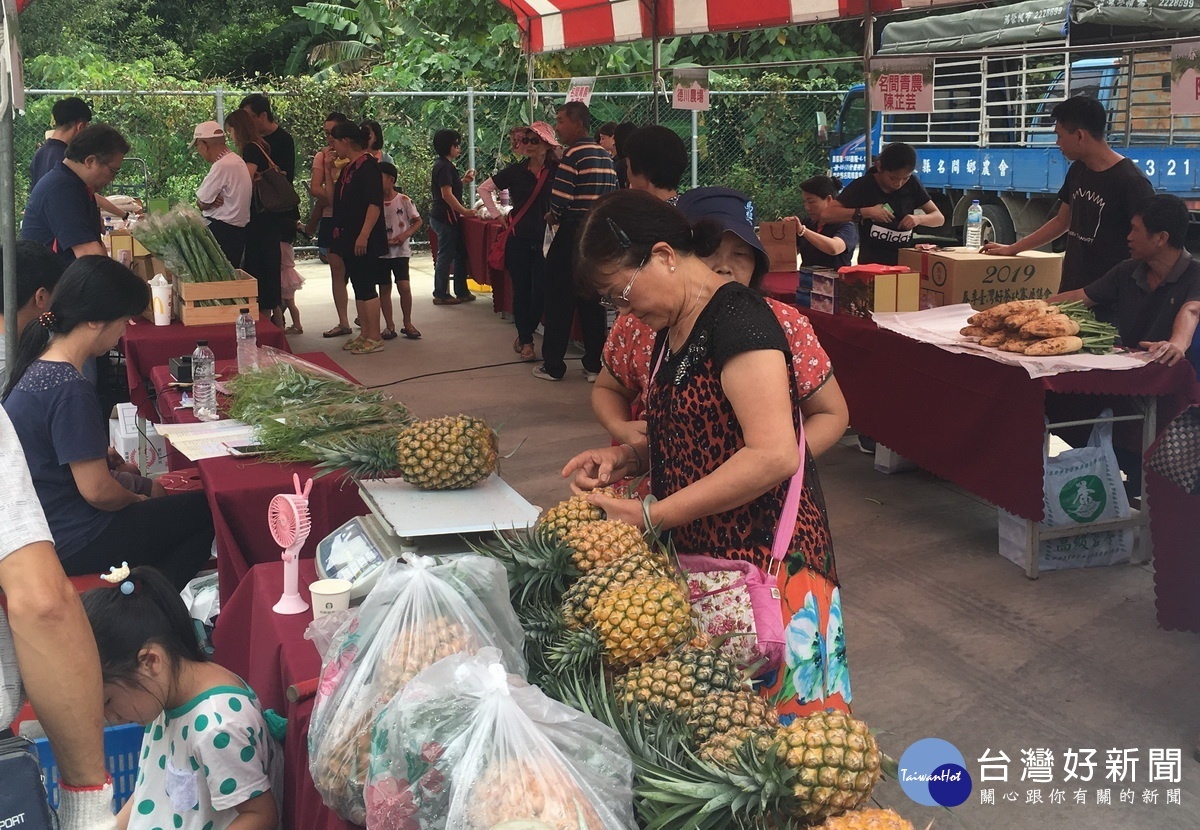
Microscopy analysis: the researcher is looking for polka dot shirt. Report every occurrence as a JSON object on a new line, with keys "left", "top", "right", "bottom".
{"left": 130, "top": 685, "right": 282, "bottom": 830}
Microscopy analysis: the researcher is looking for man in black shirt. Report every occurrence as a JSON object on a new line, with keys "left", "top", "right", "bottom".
{"left": 30, "top": 97, "right": 91, "bottom": 187}
{"left": 1052, "top": 194, "right": 1200, "bottom": 368}
{"left": 825, "top": 142, "right": 944, "bottom": 266}
{"left": 983, "top": 96, "right": 1154, "bottom": 292}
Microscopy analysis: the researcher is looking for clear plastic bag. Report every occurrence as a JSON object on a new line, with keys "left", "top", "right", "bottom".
{"left": 308, "top": 555, "right": 526, "bottom": 823}
{"left": 367, "top": 648, "right": 636, "bottom": 830}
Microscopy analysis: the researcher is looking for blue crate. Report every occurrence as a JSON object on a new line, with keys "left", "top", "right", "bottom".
{"left": 34, "top": 723, "right": 143, "bottom": 809}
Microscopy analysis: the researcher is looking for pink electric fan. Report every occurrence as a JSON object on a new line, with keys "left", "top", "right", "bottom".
{"left": 270, "top": 473, "right": 313, "bottom": 615}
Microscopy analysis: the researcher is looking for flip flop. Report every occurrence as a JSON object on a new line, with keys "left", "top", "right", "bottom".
{"left": 402, "top": 326, "right": 422, "bottom": 340}
{"left": 323, "top": 325, "right": 352, "bottom": 338}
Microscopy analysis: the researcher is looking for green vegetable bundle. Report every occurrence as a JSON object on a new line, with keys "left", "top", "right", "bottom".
{"left": 131, "top": 206, "right": 243, "bottom": 306}
{"left": 255, "top": 400, "right": 414, "bottom": 454}
{"left": 1051, "top": 301, "right": 1119, "bottom": 354}
{"left": 226, "top": 362, "right": 367, "bottom": 424}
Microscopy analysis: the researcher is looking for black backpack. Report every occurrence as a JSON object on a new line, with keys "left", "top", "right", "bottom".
{"left": 0, "top": 729, "right": 56, "bottom": 830}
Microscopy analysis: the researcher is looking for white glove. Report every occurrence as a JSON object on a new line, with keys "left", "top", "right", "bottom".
{"left": 58, "top": 779, "right": 117, "bottom": 830}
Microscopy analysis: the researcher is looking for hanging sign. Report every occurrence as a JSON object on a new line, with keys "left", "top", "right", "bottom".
{"left": 672, "top": 68, "right": 710, "bottom": 112}
{"left": 565, "top": 77, "right": 595, "bottom": 107}
{"left": 1170, "top": 41, "right": 1200, "bottom": 116}
{"left": 869, "top": 58, "right": 934, "bottom": 114}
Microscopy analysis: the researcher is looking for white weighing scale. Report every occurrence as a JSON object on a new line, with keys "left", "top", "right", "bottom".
{"left": 314, "top": 474, "right": 540, "bottom": 600}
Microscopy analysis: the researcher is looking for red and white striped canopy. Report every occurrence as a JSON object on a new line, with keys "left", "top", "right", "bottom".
{"left": 498, "top": 0, "right": 974, "bottom": 53}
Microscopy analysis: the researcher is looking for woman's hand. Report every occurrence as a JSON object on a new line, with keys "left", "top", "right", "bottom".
{"left": 860, "top": 204, "right": 894, "bottom": 223}
{"left": 897, "top": 214, "right": 922, "bottom": 230}
{"left": 354, "top": 234, "right": 369, "bottom": 256}
{"left": 463, "top": 168, "right": 476, "bottom": 184}
{"left": 585, "top": 491, "right": 647, "bottom": 529}
{"left": 561, "top": 445, "right": 634, "bottom": 493}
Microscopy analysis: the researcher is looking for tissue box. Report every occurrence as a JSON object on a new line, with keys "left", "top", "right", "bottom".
{"left": 109, "top": 403, "right": 168, "bottom": 475}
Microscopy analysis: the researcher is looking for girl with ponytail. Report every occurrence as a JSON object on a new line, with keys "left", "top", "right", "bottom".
{"left": 1, "top": 257, "right": 214, "bottom": 590}
{"left": 82, "top": 565, "right": 282, "bottom": 830}
{"left": 564, "top": 189, "right": 853, "bottom": 722}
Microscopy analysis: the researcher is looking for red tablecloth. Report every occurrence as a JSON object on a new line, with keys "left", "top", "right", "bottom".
{"left": 431, "top": 218, "right": 512, "bottom": 315}
{"left": 151, "top": 352, "right": 356, "bottom": 470}
{"left": 761, "top": 271, "right": 800, "bottom": 305}
{"left": 1146, "top": 415, "right": 1200, "bottom": 632}
{"left": 211, "top": 559, "right": 352, "bottom": 830}
{"left": 123, "top": 320, "right": 291, "bottom": 420}
{"left": 801, "top": 309, "right": 1199, "bottom": 521}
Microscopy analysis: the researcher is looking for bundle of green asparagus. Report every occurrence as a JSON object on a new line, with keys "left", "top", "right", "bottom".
{"left": 131, "top": 206, "right": 244, "bottom": 306}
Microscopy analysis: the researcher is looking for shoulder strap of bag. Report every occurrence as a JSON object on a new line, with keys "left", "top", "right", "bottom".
{"left": 505, "top": 167, "right": 551, "bottom": 228}
{"left": 255, "top": 140, "right": 283, "bottom": 175}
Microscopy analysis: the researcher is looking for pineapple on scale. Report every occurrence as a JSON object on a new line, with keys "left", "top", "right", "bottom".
{"left": 308, "top": 414, "right": 498, "bottom": 488}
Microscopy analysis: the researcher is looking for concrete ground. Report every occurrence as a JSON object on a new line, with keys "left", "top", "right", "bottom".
{"left": 287, "top": 253, "right": 1200, "bottom": 829}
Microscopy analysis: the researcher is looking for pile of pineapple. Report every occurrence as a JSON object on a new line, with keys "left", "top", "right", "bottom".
{"left": 475, "top": 492, "right": 913, "bottom": 829}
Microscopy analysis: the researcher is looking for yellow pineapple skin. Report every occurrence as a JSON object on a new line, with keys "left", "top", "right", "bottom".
{"left": 465, "top": 757, "right": 602, "bottom": 830}
{"left": 615, "top": 646, "right": 749, "bottom": 714}
{"left": 774, "top": 712, "right": 883, "bottom": 822}
{"left": 538, "top": 488, "right": 615, "bottom": 541}
{"left": 685, "top": 689, "right": 779, "bottom": 745}
{"left": 815, "top": 808, "right": 916, "bottom": 830}
{"left": 560, "top": 547, "right": 672, "bottom": 629}
{"left": 589, "top": 574, "right": 693, "bottom": 669}
{"left": 396, "top": 415, "right": 498, "bottom": 490}
{"left": 561, "top": 519, "right": 649, "bottom": 573}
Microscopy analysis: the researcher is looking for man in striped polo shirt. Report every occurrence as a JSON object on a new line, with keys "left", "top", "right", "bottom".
{"left": 534, "top": 102, "right": 619, "bottom": 382}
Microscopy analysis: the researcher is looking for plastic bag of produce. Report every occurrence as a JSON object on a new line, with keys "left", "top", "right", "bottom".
{"left": 366, "top": 648, "right": 635, "bottom": 830}
{"left": 998, "top": 409, "right": 1135, "bottom": 572}
{"left": 308, "top": 554, "right": 526, "bottom": 824}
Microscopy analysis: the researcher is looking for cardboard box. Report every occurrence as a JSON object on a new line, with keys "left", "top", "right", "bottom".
{"left": 814, "top": 266, "right": 920, "bottom": 318}
{"left": 109, "top": 403, "right": 168, "bottom": 475}
{"left": 899, "top": 248, "right": 1063, "bottom": 310}
{"left": 107, "top": 230, "right": 151, "bottom": 259}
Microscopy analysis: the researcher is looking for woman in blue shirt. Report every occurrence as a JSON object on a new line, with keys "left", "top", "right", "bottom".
{"left": 787, "top": 175, "right": 859, "bottom": 270}
{"left": 2, "top": 257, "right": 214, "bottom": 589}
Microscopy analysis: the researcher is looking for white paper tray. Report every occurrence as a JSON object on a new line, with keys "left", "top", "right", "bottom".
{"left": 357, "top": 474, "right": 541, "bottom": 538}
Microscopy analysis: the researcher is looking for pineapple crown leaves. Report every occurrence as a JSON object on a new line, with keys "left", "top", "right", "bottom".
{"left": 468, "top": 527, "right": 579, "bottom": 611}
{"left": 562, "top": 667, "right": 805, "bottom": 830}
{"left": 544, "top": 627, "right": 603, "bottom": 676}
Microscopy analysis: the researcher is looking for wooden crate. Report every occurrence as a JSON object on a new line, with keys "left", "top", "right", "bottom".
{"left": 174, "top": 271, "right": 258, "bottom": 326}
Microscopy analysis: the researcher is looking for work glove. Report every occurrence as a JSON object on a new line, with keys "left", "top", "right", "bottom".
{"left": 58, "top": 778, "right": 117, "bottom": 830}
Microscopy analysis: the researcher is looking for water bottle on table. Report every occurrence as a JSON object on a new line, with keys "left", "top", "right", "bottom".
{"left": 192, "top": 340, "right": 219, "bottom": 421}
{"left": 235, "top": 307, "right": 257, "bottom": 372}
{"left": 965, "top": 200, "right": 983, "bottom": 249}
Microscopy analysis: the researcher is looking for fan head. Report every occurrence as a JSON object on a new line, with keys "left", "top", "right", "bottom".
{"left": 268, "top": 493, "right": 312, "bottom": 547}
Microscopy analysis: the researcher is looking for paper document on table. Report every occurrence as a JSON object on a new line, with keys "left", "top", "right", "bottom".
{"left": 872, "top": 304, "right": 1152, "bottom": 379}
{"left": 153, "top": 420, "right": 259, "bottom": 460}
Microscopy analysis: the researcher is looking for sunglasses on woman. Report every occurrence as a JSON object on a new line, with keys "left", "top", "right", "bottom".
{"left": 520, "top": 135, "right": 543, "bottom": 145}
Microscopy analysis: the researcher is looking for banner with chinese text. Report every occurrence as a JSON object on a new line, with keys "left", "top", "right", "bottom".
{"left": 672, "top": 68, "right": 710, "bottom": 111}
{"left": 565, "top": 76, "right": 595, "bottom": 106}
{"left": 869, "top": 58, "right": 935, "bottom": 114}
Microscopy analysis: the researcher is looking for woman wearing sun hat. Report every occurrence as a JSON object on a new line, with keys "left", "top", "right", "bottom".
{"left": 478, "top": 121, "right": 560, "bottom": 361}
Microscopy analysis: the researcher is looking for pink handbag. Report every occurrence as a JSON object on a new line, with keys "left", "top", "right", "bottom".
{"left": 651, "top": 344, "right": 806, "bottom": 675}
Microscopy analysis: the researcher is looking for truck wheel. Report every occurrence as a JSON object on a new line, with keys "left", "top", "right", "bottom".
{"left": 981, "top": 204, "right": 1016, "bottom": 245}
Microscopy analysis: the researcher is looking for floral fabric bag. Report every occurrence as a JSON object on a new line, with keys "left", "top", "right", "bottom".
{"left": 306, "top": 555, "right": 526, "bottom": 824}
{"left": 366, "top": 648, "right": 635, "bottom": 830}
{"left": 676, "top": 428, "right": 804, "bottom": 677}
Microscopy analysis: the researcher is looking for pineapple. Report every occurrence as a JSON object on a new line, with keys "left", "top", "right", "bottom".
{"left": 560, "top": 547, "right": 673, "bottom": 629}
{"left": 471, "top": 527, "right": 579, "bottom": 612}
{"left": 560, "top": 519, "right": 649, "bottom": 573}
{"left": 685, "top": 689, "right": 779, "bottom": 745}
{"left": 310, "top": 414, "right": 498, "bottom": 487}
{"left": 550, "top": 573, "right": 693, "bottom": 671}
{"left": 590, "top": 574, "right": 694, "bottom": 668}
{"left": 538, "top": 488, "right": 616, "bottom": 541}
{"left": 614, "top": 646, "right": 751, "bottom": 714}
{"left": 465, "top": 756, "right": 602, "bottom": 830}
{"left": 642, "top": 712, "right": 882, "bottom": 827}
{"left": 815, "top": 808, "right": 916, "bottom": 830}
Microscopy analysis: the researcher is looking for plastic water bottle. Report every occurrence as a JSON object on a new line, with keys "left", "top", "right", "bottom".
{"left": 965, "top": 200, "right": 983, "bottom": 249}
{"left": 235, "top": 308, "right": 257, "bottom": 372}
{"left": 192, "top": 340, "right": 218, "bottom": 421}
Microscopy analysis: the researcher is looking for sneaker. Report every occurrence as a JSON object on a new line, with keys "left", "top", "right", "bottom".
{"left": 583, "top": 369, "right": 599, "bottom": 383}
{"left": 342, "top": 336, "right": 365, "bottom": 351}
{"left": 350, "top": 338, "right": 384, "bottom": 355}
{"left": 433, "top": 297, "right": 461, "bottom": 306}
{"left": 857, "top": 435, "right": 877, "bottom": 455}
{"left": 456, "top": 293, "right": 478, "bottom": 302}
{"left": 532, "top": 365, "right": 562, "bottom": 382}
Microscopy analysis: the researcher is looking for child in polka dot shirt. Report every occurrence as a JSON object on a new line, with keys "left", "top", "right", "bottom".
{"left": 81, "top": 566, "right": 283, "bottom": 830}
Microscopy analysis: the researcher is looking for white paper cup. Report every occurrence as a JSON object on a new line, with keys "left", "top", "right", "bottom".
{"left": 151, "top": 284, "right": 173, "bottom": 326}
{"left": 309, "top": 578, "right": 352, "bottom": 618}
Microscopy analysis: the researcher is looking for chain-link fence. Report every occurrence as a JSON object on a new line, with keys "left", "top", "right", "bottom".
{"left": 15, "top": 79, "right": 847, "bottom": 234}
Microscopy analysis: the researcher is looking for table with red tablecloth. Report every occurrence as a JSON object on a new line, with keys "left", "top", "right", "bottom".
{"left": 211, "top": 559, "right": 353, "bottom": 830}
{"left": 122, "top": 320, "right": 291, "bottom": 420}
{"left": 800, "top": 308, "right": 1198, "bottom": 521}
{"left": 761, "top": 271, "right": 800, "bottom": 305}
